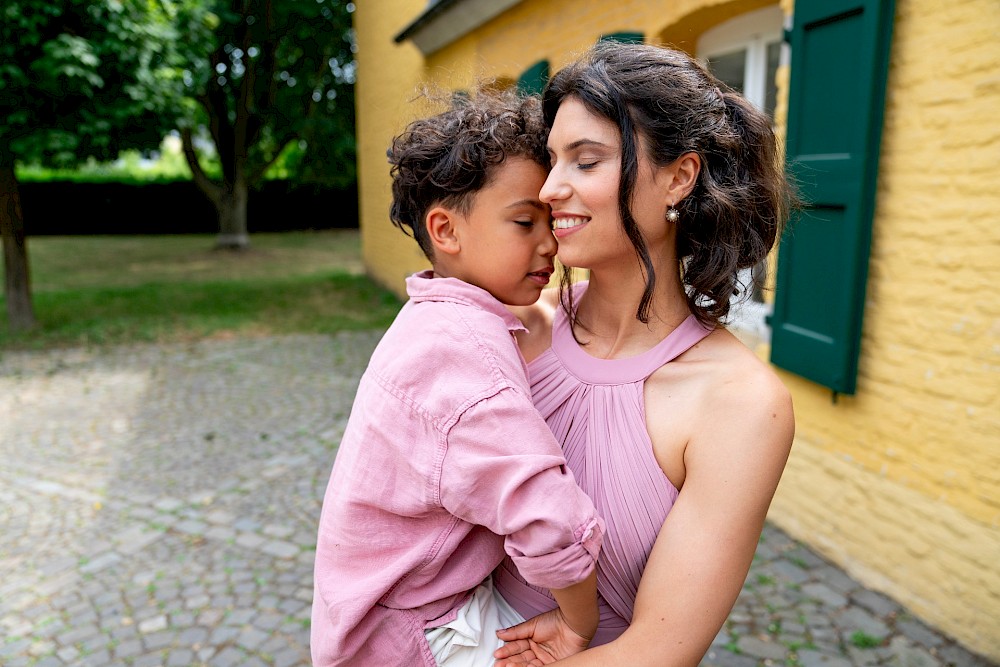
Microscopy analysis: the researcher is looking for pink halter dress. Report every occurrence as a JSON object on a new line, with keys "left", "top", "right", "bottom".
{"left": 494, "top": 283, "right": 713, "bottom": 646}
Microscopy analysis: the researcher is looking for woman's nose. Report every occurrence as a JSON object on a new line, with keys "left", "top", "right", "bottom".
{"left": 539, "top": 167, "right": 567, "bottom": 204}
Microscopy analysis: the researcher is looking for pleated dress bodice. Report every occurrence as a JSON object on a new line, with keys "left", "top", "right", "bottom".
{"left": 495, "top": 284, "right": 713, "bottom": 645}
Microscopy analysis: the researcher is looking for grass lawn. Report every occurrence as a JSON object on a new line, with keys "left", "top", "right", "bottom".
{"left": 0, "top": 230, "right": 403, "bottom": 351}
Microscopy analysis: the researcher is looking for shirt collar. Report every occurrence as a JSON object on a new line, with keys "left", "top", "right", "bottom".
{"left": 405, "top": 270, "right": 528, "bottom": 334}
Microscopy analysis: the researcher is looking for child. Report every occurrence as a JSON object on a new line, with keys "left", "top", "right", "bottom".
{"left": 310, "top": 90, "right": 604, "bottom": 667}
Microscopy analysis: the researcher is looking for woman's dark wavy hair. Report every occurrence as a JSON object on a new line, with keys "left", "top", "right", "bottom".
{"left": 387, "top": 89, "right": 550, "bottom": 259}
{"left": 543, "top": 41, "right": 794, "bottom": 329}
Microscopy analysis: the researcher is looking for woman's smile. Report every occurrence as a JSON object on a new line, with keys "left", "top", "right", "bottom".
{"left": 552, "top": 214, "right": 590, "bottom": 237}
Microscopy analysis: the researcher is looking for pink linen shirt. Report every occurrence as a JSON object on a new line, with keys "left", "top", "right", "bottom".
{"left": 311, "top": 271, "right": 604, "bottom": 667}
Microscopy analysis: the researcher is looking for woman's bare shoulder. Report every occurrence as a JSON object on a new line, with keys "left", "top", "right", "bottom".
{"left": 687, "top": 328, "right": 794, "bottom": 452}
{"left": 643, "top": 327, "right": 791, "bottom": 484}
{"left": 649, "top": 328, "right": 791, "bottom": 440}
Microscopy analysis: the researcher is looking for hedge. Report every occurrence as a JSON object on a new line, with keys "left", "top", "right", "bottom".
{"left": 16, "top": 180, "right": 358, "bottom": 235}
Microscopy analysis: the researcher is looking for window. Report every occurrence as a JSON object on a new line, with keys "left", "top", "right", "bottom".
{"left": 697, "top": 5, "right": 784, "bottom": 344}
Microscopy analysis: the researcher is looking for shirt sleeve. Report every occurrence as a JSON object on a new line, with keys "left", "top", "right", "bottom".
{"left": 439, "top": 387, "right": 603, "bottom": 591}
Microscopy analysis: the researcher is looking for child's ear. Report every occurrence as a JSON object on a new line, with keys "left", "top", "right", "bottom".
{"left": 426, "top": 206, "right": 462, "bottom": 255}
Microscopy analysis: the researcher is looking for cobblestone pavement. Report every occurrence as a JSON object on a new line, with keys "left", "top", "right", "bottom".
{"left": 1, "top": 334, "right": 995, "bottom": 667}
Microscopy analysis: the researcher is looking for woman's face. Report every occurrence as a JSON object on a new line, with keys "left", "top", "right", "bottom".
{"left": 540, "top": 97, "right": 672, "bottom": 272}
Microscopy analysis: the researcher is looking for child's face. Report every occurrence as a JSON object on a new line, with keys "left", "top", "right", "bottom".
{"left": 445, "top": 157, "right": 556, "bottom": 306}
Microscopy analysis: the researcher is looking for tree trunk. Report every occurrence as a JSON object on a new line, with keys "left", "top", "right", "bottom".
{"left": 213, "top": 176, "right": 250, "bottom": 250}
{"left": 0, "top": 162, "right": 36, "bottom": 331}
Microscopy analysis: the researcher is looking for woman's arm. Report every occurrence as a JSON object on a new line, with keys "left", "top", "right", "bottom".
{"left": 497, "top": 363, "right": 794, "bottom": 667}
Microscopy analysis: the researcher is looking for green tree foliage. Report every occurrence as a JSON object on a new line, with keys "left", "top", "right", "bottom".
{"left": 175, "top": 0, "right": 357, "bottom": 249}
{"left": 0, "top": 0, "right": 182, "bottom": 330}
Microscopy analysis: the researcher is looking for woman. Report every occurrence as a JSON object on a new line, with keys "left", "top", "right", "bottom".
{"left": 493, "top": 41, "right": 796, "bottom": 666}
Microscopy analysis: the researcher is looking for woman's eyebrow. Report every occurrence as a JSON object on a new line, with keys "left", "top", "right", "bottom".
{"left": 550, "top": 138, "right": 612, "bottom": 152}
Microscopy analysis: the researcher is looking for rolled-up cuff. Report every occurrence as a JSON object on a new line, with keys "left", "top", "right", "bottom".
{"left": 509, "top": 516, "right": 604, "bottom": 590}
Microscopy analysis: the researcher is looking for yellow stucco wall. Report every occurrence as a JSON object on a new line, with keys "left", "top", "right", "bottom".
{"left": 353, "top": 0, "right": 1000, "bottom": 658}
{"left": 353, "top": 0, "right": 431, "bottom": 294}
{"left": 768, "top": 0, "right": 1000, "bottom": 658}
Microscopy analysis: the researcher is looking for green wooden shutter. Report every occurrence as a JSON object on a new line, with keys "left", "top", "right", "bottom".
{"left": 769, "top": 0, "right": 895, "bottom": 395}
{"left": 517, "top": 60, "right": 550, "bottom": 95}
{"left": 598, "top": 31, "right": 644, "bottom": 44}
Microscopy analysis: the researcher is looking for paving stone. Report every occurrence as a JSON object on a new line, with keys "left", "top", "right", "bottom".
{"left": 233, "top": 581, "right": 257, "bottom": 595}
{"left": 28, "top": 639, "right": 55, "bottom": 656}
{"left": 210, "top": 626, "right": 241, "bottom": 644}
{"left": 701, "top": 648, "right": 760, "bottom": 667}
{"left": 81, "top": 633, "right": 112, "bottom": 653}
{"left": 34, "top": 657, "right": 64, "bottom": 667}
{"left": 169, "top": 611, "right": 195, "bottom": 628}
{"left": 847, "top": 644, "right": 884, "bottom": 666}
{"left": 176, "top": 626, "right": 209, "bottom": 647}
{"left": 38, "top": 556, "right": 78, "bottom": 577}
{"left": 835, "top": 606, "right": 891, "bottom": 641}
{"left": 273, "top": 648, "right": 306, "bottom": 667}
{"left": 252, "top": 611, "right": 285, "bottom": 632}
{"left": 205, "top": 525, "right": 237, "bottom": 541}
{"left": 55, "top": 624, "right": 100, "bottom": 645}
{"left": 166, "top": 648, "right": 195, "bottom": 666}
{"left": 56, "top": 645, "right": 81, "bottom": 662}
{"left": 886, "top": 636, "right": 943, "bottom": 667}
{"left": 897, "top": 616, "right": 946, "bottom": 648}
{"left": 236, "top": 626, "right": 269, "bottom": 650}
{"left": 772, "top": 559, "right": 811, "bottom": 585}
{"left": 233, "top": 518, "right": 261, "bottom": 532}
{"left": 174, "top": 520, "right": 208, "bottom": 536}
{"left": 797, "top": 649, "right": 854, "bottom": 667}
{"left": 197, "top": 608, "right": 225, "bottom": 626}
{"left": 852, "top": 588, "right": 901, "bottom": 617}
{"left": 737, "top": 636, "right": 788, "bottom": 660}
{"left": 133, "top": 653, "right": 167, "bottom": 667}
{"left": 259, "top": 636, "right": 289, "bottom": 654}
{"left": 77, "top": 649, "right": 112, "bottom": 667}
{"left": 213, "top": 646, "right": 246, "bottom": 667}
{"left": 235, "top": 532, "right": 267, "bottom": 549}
{"left": 261, "top": 540, "right": 300, "bottom": 559}
{"left": 205, "top": 510, "right": 236, "bottom": 525}
{"left": 114, "top": 639, "right": 144, "bottom": 659}
{"left": 154, "top": 498, "right": 184, "bottom": 512}
{"left": 143, "top": 630, "right": 175, "bottom": 650}
{"left": 937, "top": 644, "right": 995, "bottom": 667}
{"left": 137, "top": 615, "right": 168, "bottom": 634}
{"left": 802, "top": 582, "right": 848, "bottom": 608}
{"left": 79, "top": 552, "right": 122, "bottom": 574}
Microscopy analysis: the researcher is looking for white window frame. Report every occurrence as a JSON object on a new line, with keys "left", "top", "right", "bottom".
{"left": 697, "top": 5, "right": 785, "bottom": 345}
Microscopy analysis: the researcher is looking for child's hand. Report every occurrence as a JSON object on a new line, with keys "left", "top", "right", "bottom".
{"left": 493, "top": 609, "right": 592, "bottom": 666}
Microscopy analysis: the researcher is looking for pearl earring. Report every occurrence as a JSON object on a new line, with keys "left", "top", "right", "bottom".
{"left": 666, "top": 205, "right": 679, "bottom": 223}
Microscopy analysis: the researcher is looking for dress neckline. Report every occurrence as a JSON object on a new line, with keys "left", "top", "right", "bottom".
{"left": 546, "top": 283, "right": 713, "bottom": 386}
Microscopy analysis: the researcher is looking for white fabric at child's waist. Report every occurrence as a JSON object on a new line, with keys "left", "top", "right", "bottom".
{"left": 425, "top": 578, "right": 525, "bottom": 666}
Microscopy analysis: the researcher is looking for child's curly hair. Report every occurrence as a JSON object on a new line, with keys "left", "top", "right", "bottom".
{"left": 387, "top": 89, "right": 550, "bottom": 259}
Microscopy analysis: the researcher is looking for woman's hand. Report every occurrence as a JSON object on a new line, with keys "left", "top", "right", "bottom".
{"left": 493, "top": 608, "right": 592, "bottom": 666}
